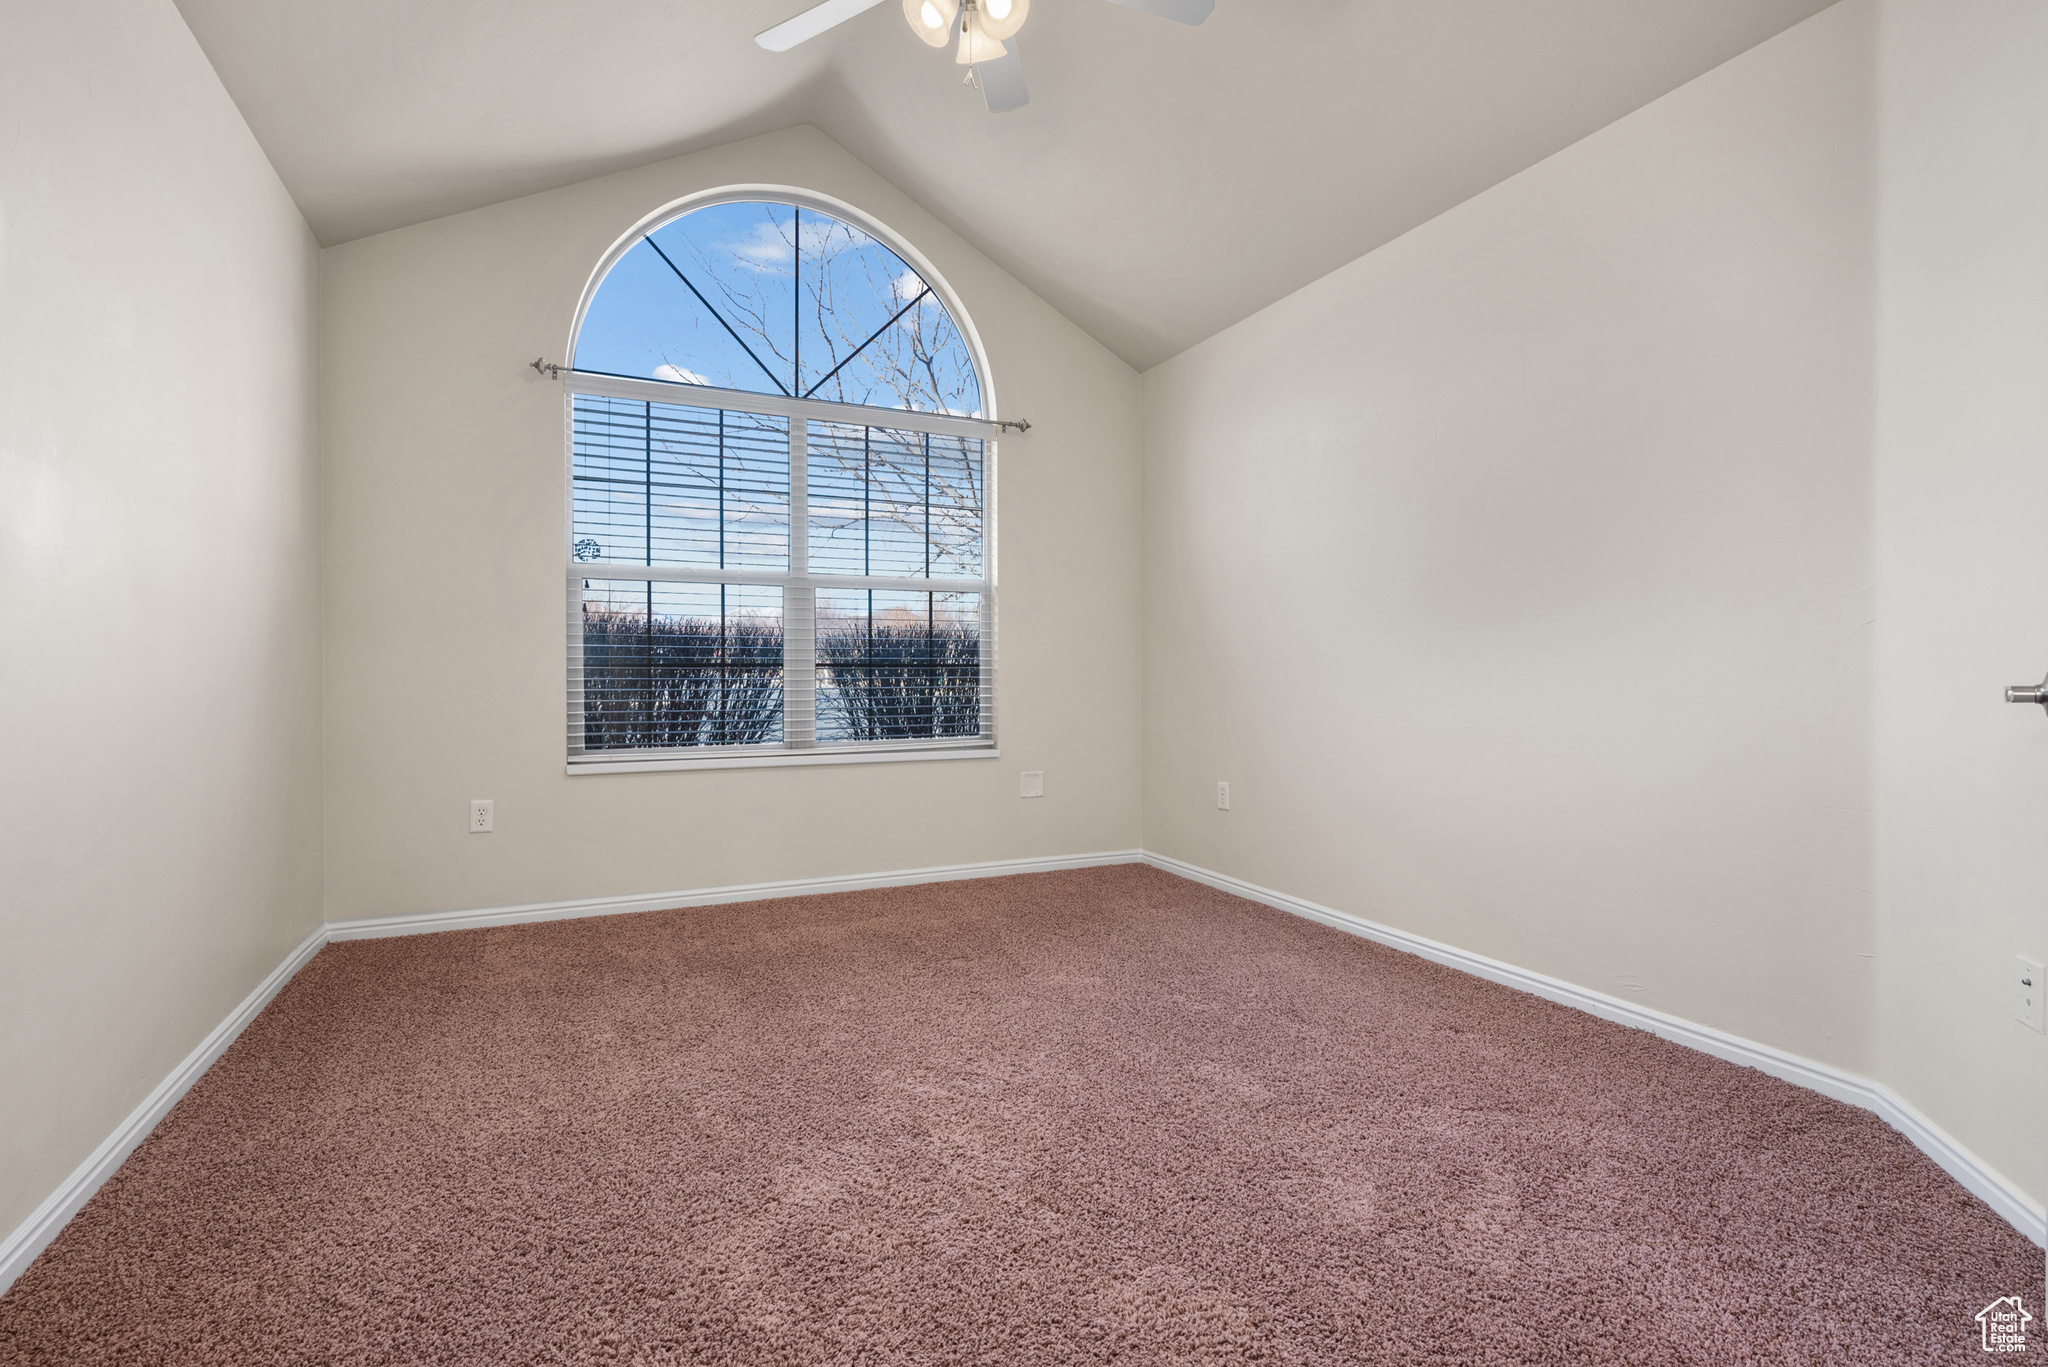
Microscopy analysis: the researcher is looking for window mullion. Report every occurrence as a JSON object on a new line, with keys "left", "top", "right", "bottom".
{"left": 784, "top": 419, "right": 816, "bottom": 747}
{"left": 567, "top": 564, "right": 983, "bottom": 593}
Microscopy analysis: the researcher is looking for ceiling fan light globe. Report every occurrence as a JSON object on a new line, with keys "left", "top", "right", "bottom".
{"left": 954, "top": 14, "right": 1010, "bottom": 63}
{"left": 902, "top": 0, "right": 958, "bottom": 47}
{"left": 976, "top": 0, "right": 1028, "bottom": 41}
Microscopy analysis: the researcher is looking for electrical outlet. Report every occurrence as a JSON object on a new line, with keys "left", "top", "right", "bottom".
{"left": 470, "top": 799, "right": 494, "bottom": 833}
{"left": 1019, "top": 771, "right": 1044, "bottom": 798}
{"left": 2017, "top": 957, "right": 2043, "bottom": 1032}
{"left": 1216, "top": 781, "right": 1231, "bottom": 811}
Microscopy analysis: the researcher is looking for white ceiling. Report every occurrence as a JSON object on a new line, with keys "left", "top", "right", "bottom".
{"left": 172, "top": 0, "right": 1836, "bottom": 369}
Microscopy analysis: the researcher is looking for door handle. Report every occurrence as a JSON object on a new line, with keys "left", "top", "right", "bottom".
{"left": 2006, "top": 673, "right": 2048, "bottom": 710}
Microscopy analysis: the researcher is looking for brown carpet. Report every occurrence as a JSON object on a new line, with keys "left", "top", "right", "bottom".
{"left": 1, "top": 864, "right": 2038, "bottom": 1364}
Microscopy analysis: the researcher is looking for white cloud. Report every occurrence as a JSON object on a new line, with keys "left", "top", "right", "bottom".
{"left": 892, "top": 269, "right": 927, "bottom": 303}
{"left": 723, "top": 220, "right": 795, "bottom": 272}
{"left": 653, "top": 364, "right": 710, "bottom": 385}
{"left": 720, "top": 214, "right": 881, "bottom": 274}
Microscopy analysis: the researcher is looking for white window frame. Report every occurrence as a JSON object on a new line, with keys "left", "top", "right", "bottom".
{"left": 561, "top": 368, "right": 998, "bottom": 775}
{"left": 561, "top": 188, "right": 1004, "bottom": 775}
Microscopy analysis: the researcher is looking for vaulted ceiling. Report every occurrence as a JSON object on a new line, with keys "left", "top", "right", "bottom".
{"left": 172, "top": 0, "right": 1836, "bottom": 369}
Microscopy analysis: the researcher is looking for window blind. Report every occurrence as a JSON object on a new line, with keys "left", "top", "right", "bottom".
{"left": 565, "top": 375, "right": 994, "bottom": 768}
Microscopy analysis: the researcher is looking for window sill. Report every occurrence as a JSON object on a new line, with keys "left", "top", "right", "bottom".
{"left": 565, "top": 743, "right": 999, "bottom": 775}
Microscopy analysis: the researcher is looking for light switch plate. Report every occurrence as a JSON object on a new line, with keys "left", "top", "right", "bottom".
{"left": 1019, "top": 771, "right": 1044, "bottom": 798}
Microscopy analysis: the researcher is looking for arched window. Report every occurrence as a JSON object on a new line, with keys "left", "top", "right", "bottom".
{"left": 561, "top": 195, "right": 996, "bottom": 770}
{"left": 574, "top": 200, "right": 982, "bottom": 416}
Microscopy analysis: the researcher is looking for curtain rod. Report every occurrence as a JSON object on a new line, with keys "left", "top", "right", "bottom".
{"left": 529, "top": 359, "right": 1031, "bottom": 434}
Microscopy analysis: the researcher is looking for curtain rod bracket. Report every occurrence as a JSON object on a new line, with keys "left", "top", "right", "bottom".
{"left": 531, "top": 357, "right": 568, "bottom": 379}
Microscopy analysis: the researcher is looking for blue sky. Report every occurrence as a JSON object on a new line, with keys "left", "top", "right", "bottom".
{"left": 573, "top": 200, "right": 982, "bottom": 417}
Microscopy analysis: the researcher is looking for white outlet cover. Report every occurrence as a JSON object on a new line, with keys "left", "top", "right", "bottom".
{"left": 1216, "top": 781, "right": 1231, "bottom": 811}
{"left": 2017, "top": 956, "right": 2044, "bottom": 1033}
{"left": 470, "top": 799, "right": 494, "bottom": 833}
{"left": 1019, "top": 771, "right": 1044, "bottom": 798}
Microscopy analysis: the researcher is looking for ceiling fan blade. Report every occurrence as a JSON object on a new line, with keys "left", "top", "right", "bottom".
{"left": 755, "top": 0, "right": 888, "bottom": 51}
{"left": 977, "top": 44, "right": 1029, "bottom": 113}
{"left": 1097, "top": 0, "right": 1214, "bottom": 24}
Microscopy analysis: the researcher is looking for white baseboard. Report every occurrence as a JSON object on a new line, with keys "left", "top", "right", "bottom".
{"left": 1142, "top": 851, "right": 2048, "bottom": 1248}
{"left": 7, "top": 845, "right": 2038, "bottom": 1302}
{"left": 0, "top": 925, "right": 328, "bottom": 1296}
{"left": 324, "top": 849, "right": 1146, "bottom": 941}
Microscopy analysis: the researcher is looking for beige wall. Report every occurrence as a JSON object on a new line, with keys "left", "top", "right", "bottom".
{"left": 1143, "top": 3, "right": 1878, "bottom": 1069}
{"left": 1142, "top": 0, "right": 2048, "bottom": 1211}
{"left": 1871, "top": 0, "right": 2048, "bottom": 1207}
{"left": 0, "top": 0, "right": 323, "bottom": 1237}
{"left": 318, "top": 126, "right": 1144, "bottom": 923}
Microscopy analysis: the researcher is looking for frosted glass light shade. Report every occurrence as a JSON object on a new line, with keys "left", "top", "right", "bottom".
{"left": 902, "top": 0, "right": 959, "bottom": 47}
{"left": 977, "top": 0, "right": 1029, "bottom": 41}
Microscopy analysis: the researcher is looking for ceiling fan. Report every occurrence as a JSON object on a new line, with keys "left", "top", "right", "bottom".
{"left": 755, "top": 0, "right": 1214, "bottom": 113}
